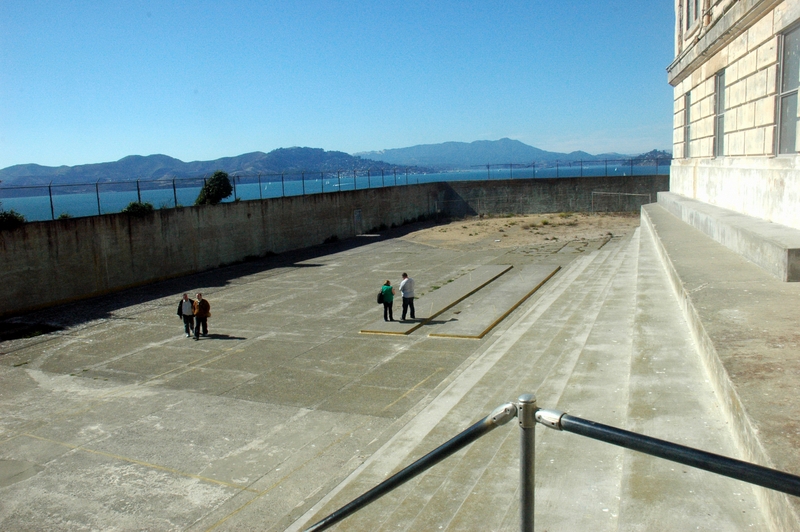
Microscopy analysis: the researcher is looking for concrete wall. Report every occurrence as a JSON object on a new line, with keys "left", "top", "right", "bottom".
{"left": 0, "top": 176, "right": 667, "bottom": 317}
{"left": 671, "top": 157, "right": 800, "bottom": 230}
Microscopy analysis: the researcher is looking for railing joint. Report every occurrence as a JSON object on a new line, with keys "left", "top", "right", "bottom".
{"left": 534, "top": 408, "right": 564, "bottom": 430}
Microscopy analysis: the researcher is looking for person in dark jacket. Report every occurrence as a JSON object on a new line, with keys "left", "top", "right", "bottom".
{"left": 176, "top": 293, "right": 195, "bottom": 337}
{"left": 192, "top": 293, "right": 211, "bottom": 339}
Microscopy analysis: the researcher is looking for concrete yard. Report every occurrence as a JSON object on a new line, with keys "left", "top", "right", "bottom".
{"left": 0, "top": 212, "right": 793, "bottom": 531}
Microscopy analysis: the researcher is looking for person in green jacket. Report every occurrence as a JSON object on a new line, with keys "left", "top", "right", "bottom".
{"left": 381, "top": 280, "right": 396, "bottom": 322}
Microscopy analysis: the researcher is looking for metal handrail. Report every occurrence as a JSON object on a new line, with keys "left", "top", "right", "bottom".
{"left": 303, "top": 394, "right": 800, "bottom": 532}
{"left": 537, "top": 409, "right": 800, "bottom": 497}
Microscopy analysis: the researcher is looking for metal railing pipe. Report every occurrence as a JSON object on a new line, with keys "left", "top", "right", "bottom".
{"left": 549, "top": 413, "right": 800, "bottom": 498}
{"left": 518, "top": 394, "right": 536, "bottom": 532}
{"left": 304, "top": 402, "right": 518, "bottom": 532}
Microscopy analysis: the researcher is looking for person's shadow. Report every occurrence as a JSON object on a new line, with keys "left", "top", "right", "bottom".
{"left": 205, "top": 333, "right": 247, "bottom": 340}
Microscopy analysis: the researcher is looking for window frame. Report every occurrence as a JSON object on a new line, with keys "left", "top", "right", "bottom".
{"left": 685, "top": 0, "right": 701, "bottom": 32}
{"left": 778, "top": 24, "right": 800, "bottom": 155}
{"left": 684, "top": 92, "right": 692, "bottom": 159}
{"left": 714, "top": 70, "right": 725, "bottom": 157}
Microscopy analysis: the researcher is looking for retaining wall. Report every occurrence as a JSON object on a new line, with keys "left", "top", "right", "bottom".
{"left": 0, "top": 175, "right": 668, "bottom": 317}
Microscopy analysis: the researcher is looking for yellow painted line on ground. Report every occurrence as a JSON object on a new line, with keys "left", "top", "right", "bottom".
{"left": 380, "top": 369, "right": 443, "bottom": 414}
{"left": 429, "top": 266, "right": 561, "bottom": 339}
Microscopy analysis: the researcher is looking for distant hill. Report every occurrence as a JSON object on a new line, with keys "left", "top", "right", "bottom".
{"left": 0, "top": 148, "right": 426, "bottom": 187}
{"left": 0, "top": 141, "right": 672, "bottom": 187}
{"left": 356, "top": 138, "right": 670, "bottom": 170}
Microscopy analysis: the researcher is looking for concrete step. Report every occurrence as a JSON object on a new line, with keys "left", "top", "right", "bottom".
{"left": 658, "top": 191, "right": 800, "bottom": 281}
{"left": 642, "top": 202, "right": 800, "bottom": 531}
{"left": 291, "top": 235, "right": 640, "bottom": 531}
{"left": 615, "top": 213, "right": 767, "bottom": 530}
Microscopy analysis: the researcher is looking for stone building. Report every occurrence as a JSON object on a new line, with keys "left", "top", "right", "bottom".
{"left": 669, "top": 0, "right": 800, "bottom": 233}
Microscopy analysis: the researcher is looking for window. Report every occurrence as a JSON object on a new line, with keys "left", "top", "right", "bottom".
{"left": 684, "top": 92, "right": 691, "bottom": 158}
{"left": 715, "top": 71, "right": 725, "bottom": 157}
{"left": 779, "top": 25, "right": 800, "bottom": 154}
{"left": 686, "top": 0, "right": 700, "bottom": 30}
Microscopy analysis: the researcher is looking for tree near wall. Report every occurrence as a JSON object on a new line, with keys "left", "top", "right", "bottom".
{"left": 195, "top": 171, "right": 233, "bottom": 205}
{"left": 0, "top": 201, "right": 26, "bottom": 231}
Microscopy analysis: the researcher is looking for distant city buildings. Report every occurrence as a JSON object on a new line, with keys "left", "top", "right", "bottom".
{"left": 669, "top": 0, "right": 800, "bottom": 230}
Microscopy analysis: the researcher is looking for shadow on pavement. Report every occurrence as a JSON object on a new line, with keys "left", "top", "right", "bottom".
{"left": 0, "top": 220, "right": 446, "bottom": 339}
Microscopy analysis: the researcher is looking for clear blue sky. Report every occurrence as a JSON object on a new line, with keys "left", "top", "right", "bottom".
{"left": 0, "top": 1, "right": 675, "bottom": 169}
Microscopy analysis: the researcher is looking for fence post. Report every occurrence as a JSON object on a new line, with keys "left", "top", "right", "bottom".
{"left": 281, "top": 173, "right": 285, "bottom": 197}
{"left": 96, "top": 179, "right": 102, "bottom": 215}
{"left": 172, "top": 178, "right": 178, "bottom": 207}
{"left": 354, "top": 169, "right": 357, "bottom": 190}
{"left": 258, "top": 174, "right": 262, "bottom": 200}
{"left": 233, "top": 175, "right": 238, "bottom": 199}
{"left": 381, "top": 169, "right": 384, "bottom": 187}
{"left": 302, "top": 172, "right": 305, "bottom": 195}
{"left": 518, "top": 394, "right": 536, "bottom": 532}
{"left": 48, "top": 182, "right": 55, "bottom": 220}
{"left": 136, "top": 179, "right": 141, "bottom": 203}
{"left": 337, "top": 171, "right": 341, "bottom": 191}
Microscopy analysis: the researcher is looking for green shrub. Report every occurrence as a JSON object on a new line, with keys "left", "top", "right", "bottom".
{"left": 57, "top": 213, "right": 73, "bottom": 219}
{"left": 195, "top": 171, "right": 233, "bottom": 205}
{"left": 121, "top": 201, "right": 154, "bottom": 216}
{"left": 0, "top": 208, "right": 26, "bottom": 231}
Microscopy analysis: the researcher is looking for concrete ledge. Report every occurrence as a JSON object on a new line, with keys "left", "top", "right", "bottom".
{"left": 642, "top": 204, "right": 800, "bottom": 531}
{"left": 429, "top": 265, "right": 560, "bottom": 339}
{"left": 658, "top": 191, "right": 800, "bottom": 282}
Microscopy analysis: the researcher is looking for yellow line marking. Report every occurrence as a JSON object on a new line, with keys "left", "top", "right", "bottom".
{"left": 429, "top": 266, "right": 561, "bottom": 339}
{"left": 380, "top": 369, "right": 442, "bottom": 413}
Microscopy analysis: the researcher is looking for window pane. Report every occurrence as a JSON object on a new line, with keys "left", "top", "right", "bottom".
{"left": 779, "top": 93, "right": 798, "bottom": 154}
{"left": 782, "top": 27, "right": 800, "bottom": 93}
{"left": 684, "top": 93, "right": 691, "bottom": 158}
{"left": 716, "top": 116, "right": 724, "bottom": 156}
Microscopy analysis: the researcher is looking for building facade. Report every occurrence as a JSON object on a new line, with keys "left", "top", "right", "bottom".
{"left": 669, "top": 0, "right": 800, "bottom": 230}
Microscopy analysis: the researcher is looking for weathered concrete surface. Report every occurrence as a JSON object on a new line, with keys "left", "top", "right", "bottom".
{"left": 0, "top": 227, "right": 588, "bottom": 531}
{"left": 643, "top": 203, "right": 800, "bottom": 531}
{"left": 0, "top": 175, "right": 668, "bottom": 318}
{"left": 0, "top": 213, "right": 781, "bottom": 531}
{"left": 658, "top": 191, "right": 800, "bottom": 281}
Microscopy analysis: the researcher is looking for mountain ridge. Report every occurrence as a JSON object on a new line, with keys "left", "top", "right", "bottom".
{"left": 0, "top": 140, "right": 671, "bottom": 187}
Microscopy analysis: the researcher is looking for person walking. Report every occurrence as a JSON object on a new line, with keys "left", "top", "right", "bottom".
{"left": 399, "top": 272, "right": 415, "bottom": 321}
{"left": 193, "top": 292, "right": 211, "bottom": 339}
{"left": 176, "top": 293, "right": 195, "bottom": 337}
{"left": 381, "top": 280, "right": 395, "bottom": 322}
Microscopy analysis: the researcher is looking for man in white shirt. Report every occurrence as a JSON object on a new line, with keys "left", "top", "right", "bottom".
{"left": 176, "top": 293, "right": 195, "bottom": 337}
{"left": 399, "top": 272, "right": 415, "bottom": 321}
